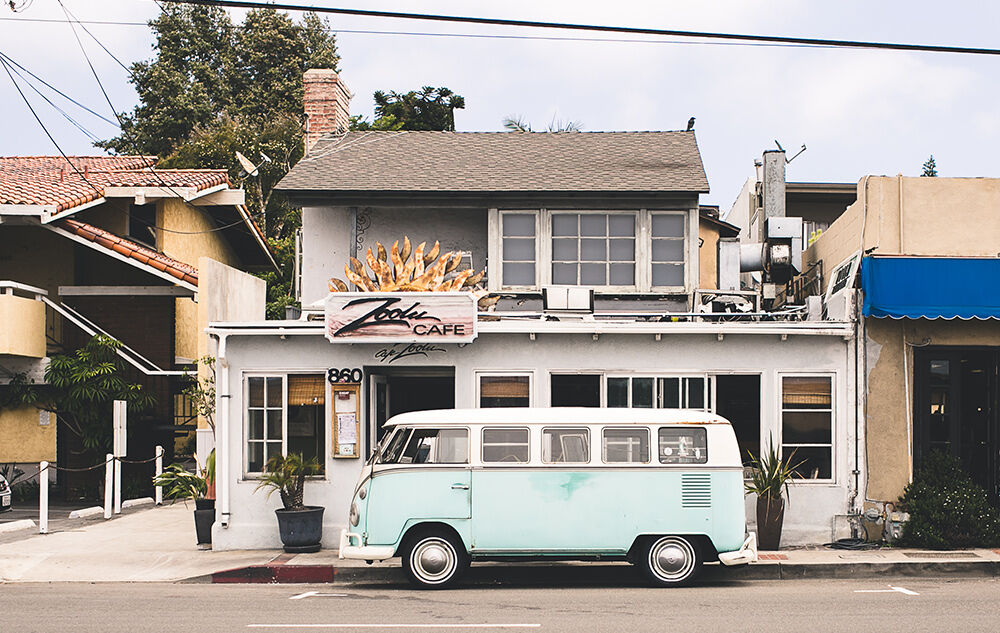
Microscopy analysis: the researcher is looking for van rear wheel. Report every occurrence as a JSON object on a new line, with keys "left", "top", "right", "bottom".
{"left": 402, "top": 530, "right": 469, "bottom": 589}
{"left": 641, "top": 536, "right": 701, "bottom": 587}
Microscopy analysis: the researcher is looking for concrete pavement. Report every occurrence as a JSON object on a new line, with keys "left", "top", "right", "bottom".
{"left": 1, "top": 501, "right": 999, "bottom": 583}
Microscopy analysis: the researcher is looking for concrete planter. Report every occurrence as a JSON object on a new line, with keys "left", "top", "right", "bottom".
{"left": 275, "top": 506, "right": 325, "bottom": 553}
{"left": 194, "top": 498, "right": 215, "bottom": 545}
{"left": 756, "top": 496, "right": 785, "bottom": 550}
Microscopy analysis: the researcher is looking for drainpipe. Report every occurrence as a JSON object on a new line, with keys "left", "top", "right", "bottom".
{"left": 215, "top": 333, "right": 231, "bottom": 528}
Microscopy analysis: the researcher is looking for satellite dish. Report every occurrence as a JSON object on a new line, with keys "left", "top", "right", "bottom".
{"left": 235, "top": 151, "right": 259, "bottom": 177}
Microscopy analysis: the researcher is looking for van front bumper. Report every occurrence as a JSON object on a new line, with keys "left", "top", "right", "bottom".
{"left": 718, "top": 532, "right": 758, "bottom": 566}
{"left": 339, "top": 529, "right": 395, "bottom": 561}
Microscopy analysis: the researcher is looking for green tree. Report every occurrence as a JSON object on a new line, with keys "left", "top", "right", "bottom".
{"left": 1, "top": 336, "right": 156, "bottom": 455}
{"left": 351, "top": 86, "right": 465, "bottom": 131}
{"left": 100, "top": 6, "right": 339, "bottom": 317}
{"left": 502, "top": 114, "right": 582, "bottom": 132}
{"left": 922, "top": 155, "right": 938, "bottom": 177}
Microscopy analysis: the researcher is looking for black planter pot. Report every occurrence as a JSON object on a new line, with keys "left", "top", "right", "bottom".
{"left": 194, "top": 498, "right": 215, "bottom": 545}
{"left": 756, "top": 496, "right": 785, "bottom": 550}
{"left": 275, "top": 506, "right": 325, "bottom": 553}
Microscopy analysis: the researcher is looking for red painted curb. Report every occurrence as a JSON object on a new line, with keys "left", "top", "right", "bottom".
{"left": 211, "top": 564, "right": 336, "bottom": 584}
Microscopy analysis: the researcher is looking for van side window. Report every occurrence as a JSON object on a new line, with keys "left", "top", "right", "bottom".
{"left": 482, "top": 428, "right": 529, "bottom": 463}
{"left": 602, "top": 427, "right": 650, "bottom": 463}
{"left": 393, "top": 429, "right": 469, "bottom": 464}
{"left": 379, "top": 428, "right": 410, "bottom": 464}
{"left": 543, "top": 427, "right": 590, "bottom": 463}
{"left": 658, "top": 427, "right": 708, "bottom": 464}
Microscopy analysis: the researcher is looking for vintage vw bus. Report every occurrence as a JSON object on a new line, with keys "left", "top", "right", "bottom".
{"left": 340, "top": 408, "right": 757, "bottom": 588}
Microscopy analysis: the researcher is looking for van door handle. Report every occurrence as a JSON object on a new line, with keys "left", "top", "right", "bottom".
{"left": 451, "top": 483, "right": 469, "bottom": 490}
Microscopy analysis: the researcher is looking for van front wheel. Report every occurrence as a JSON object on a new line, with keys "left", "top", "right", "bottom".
{"left": 402, "top": 531, "right": 469, "bottom": 589}
{"left": 641, "top": 536, "right": 701, "bottom": 587}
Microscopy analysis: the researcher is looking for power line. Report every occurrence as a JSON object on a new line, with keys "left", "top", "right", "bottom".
{"left": 0, "top": 50, "right": 119, "bottom": 127}
{"left": 162, "top": 0, "right": 1000, "bottom": 57}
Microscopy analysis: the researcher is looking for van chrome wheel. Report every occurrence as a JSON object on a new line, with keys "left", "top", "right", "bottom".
{"left": 403, "top": 532, "right": 468, "bottom": 589}
{"left": 643, "top": 536, "right": 701, "bottom": 586}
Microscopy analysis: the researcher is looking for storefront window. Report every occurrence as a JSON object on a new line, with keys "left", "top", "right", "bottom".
{"left": 606, "top": 376, "right": 711, "bottom": 410}
{"left": 245, "top": 374, "right": 326, "bottom": 475}
{"left": 781, "top": 375, "right": 833, "bottom": 480}
{"left": 479, "top": 374, "right": 531, "bottom": 407}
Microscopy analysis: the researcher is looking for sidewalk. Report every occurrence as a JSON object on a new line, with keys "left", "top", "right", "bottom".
{"left": 1, "top": 502, "right": 999, "bottom": 583}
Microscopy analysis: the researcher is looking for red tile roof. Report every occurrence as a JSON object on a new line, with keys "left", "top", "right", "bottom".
{"left": 0, "top": 155, "right": 231, "bottom": 213}
{"left": 58, "top": 218, "right": 199, "bottom": 286}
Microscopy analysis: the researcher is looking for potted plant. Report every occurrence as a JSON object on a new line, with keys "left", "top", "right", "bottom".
{"left": 256, "top": 453, "right": 324, "bottom": 553}
{"left": 152, "top": 451, "right": 215, "bottom": 546}
{"left": 745, "top": 440, "right": 802, "bottom": 550}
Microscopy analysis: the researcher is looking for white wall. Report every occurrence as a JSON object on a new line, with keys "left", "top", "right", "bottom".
{"left": 301, "top": 206, "right": 353, "bottom": 306}
{"left": 212, "top": 327, "right": 855, "bottom": 550}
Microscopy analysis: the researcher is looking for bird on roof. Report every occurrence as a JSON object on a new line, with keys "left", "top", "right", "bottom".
{"left": 686, "top": 117, "right": 696, "bottom": 131}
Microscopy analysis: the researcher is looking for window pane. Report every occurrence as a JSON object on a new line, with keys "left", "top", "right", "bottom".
{"left": 552, "top": 238, "right": 577, "bottom": 261}
{"left": 782, "top": 376, "right": 832, "bottom": 409}
{"left": 652, "top": 263, "right": 684, "bottom": 287}
{"left": 783, "top": 411, "right": 831, "bottom": 444}
{"left": 248, "top": 410, "right": 264, "bottom": 440}
{"left": 658, "top": 427, "right": 707, "bottom": 464}
{"left": 266, "top": 377, "right": 283, "bottom": 407}
{"left": 380, "top": 429, "right": 410, "bottom": 464}
{"left": 686, "top": 377, "right": 705, "bottom": 409}
{"left": 632, "top": 378, "right": 653, "bottom": 408}
{"left": 265, "top": 442, "right": 282, "bottom": 465}
{"left": 580, "top": 263, "right": 606, "bottom": 285}
{"left": 503, "top": 262, "right": 535, "bottom": 286}
{"left": 288, "top": 375, "right": 325, "bottom": 472}
{"left": 482, "top": 428, "right": 529, "bottom": 463}
{"left": 248, "top": 377, "right": 264, "bottom": 408}
{"left": 785, "top": 446, "right": 831, "bottom": 479}
{"left": 659, "top": 377, "right": 680, "bottom": 408}
{"left": 247, "top": 442, "right": 264, "bottom": 473}
{"left": 266, "top": 410, "right": 283, "bottom": 439}
{"left": 437, "top": 429, "right": 469, "bottom": 464}
{"left": 503, "top": 238, "right": 535, "bottom": 261}
{"left": 609, "top": 263, "right": 635, "bottom": 285}
{"left": 543, "top": 427, "right": 590, "bottom": 463}
{"left": 580, "top": 214, "right": 607, "bottom": 237}
{"left": 503, "top": 214, "right": 535, "bottom": 237}
{"left": 400, "top": 428, "right": 469, "bottom": 464}
{"left": 480, "top": 375, "right": 530, "bottom": 408}
{"left": 603, "top": 428, "right": 649, "bottom": 463}
{"left": 608, "top": 214, "right": 635, "bottom": 237}
{"left": 652, "top": 214, "right": 685, "bottom": 238}
{"left": 287, "top": 375, "right": 325, "bottom": 405}
{"left": 652, "top": 239, "right": 684, "bottom": 262}
{"left": 609, "top": 239, "right": 634, "bottom": 261}
{"left": 552, "top": 263, "right": 577, "bottom": 284}
{"left": 580, "top": 239, "right": 607, "bottom": 261}
{"left": 607, "top": 378, "right": 628, "bottom": 407}
{"left": 552, "top": 214, "right": 578, "bottom": 237}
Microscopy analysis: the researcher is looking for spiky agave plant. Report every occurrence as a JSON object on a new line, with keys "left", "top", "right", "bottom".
{"left": 328, "top": 237, "right": 497, "bottom": 308}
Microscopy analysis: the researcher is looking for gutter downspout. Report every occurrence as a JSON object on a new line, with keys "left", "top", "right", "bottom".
{"left": 215, "top": 333, "right": 231, "bottom": 528}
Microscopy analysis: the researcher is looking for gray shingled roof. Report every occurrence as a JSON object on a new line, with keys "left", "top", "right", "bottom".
{"left": 278, "top": 131, "right": 708, "bottom": 194}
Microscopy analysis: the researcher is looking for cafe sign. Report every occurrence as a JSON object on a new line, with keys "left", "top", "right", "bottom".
{"left": 325, "top": 292, "right": 478, "bottom": 344}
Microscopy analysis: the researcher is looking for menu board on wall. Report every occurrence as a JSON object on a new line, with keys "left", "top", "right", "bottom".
{"left": 332, "top": 384, "right": 360, "bottom": 458}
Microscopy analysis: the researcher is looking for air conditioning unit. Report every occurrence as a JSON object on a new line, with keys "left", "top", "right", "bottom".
{"left": 542, "top": 286, "right": 594, "bottom": 312}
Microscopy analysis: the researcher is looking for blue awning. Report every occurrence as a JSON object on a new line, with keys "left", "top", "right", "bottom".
{"left": 860, "top": 257, "right": 1000, "bottom": 320}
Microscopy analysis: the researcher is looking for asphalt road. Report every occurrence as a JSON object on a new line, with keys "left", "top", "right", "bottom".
{"left": 1, "top": 576, "right": 998, "bottom": 633}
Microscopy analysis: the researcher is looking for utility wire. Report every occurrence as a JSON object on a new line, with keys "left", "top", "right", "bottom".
{"left": 162, "top": 0, "right": 1000, "bottom": 57}
{"left": 0, "top": 50, "right": 119, "bottom": 127}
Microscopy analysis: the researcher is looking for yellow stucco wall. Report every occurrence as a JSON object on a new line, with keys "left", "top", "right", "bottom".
{"left": 0, "top": 226, "right": 74, "bottom": 298}
{"left": 0, "top": 294, "right": 46, "bottom": 357}
{"left": 0, "top": 406, "right": 56, "bottom": 462}
{"left": 698, "top": 221, "right": 720, "bottom": 289}
{"left": 158, "top": 199, "right": 243, "bottom": 362}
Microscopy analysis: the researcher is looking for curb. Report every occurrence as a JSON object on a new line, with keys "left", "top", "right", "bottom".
{"left": 68, "top": 506, "right": 104, "bottom": 520}
{"left": 183, "top": 559, "right": 1000, "bottom": 585}
{"left": 0, "top": 519, "right": 36, "bottom": 534}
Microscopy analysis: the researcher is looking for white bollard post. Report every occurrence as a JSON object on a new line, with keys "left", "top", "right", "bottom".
{"left": 39, "top": 461, "right": 49, "bottom": 534}
{"left": 114, "top": 456, "right": 122, "bottom": 515}
{"left": 104, "top": 454, "right": 114, "bottom": 519}
{"left": 154, "top": 445, "right": 163, "bottom": 506}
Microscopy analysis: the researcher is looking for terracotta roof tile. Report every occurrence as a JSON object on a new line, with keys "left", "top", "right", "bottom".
{"left": 0, "top": 155, "right": 230, "bottom": 212}
{"left": 280, "top": 130, "right": 709, "bottom": 194}
{"left": 57, "top": 218, "right": 199, "bottom": 286}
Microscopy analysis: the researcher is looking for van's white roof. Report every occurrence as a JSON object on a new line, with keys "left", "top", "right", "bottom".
{"left": 385, "top": 408, "right": 730, "bottom": 428}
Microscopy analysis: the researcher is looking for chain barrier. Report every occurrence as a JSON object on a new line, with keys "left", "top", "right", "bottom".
{"left": 12, "top": 451, "right": 162, "bottom": 482}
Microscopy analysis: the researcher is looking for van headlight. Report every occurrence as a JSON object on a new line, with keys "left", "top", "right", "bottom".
{"left": 349, "top": 503, "right": 359, "bottom": 526}
{"left": 358, "top": 486, "right": 367, "bottom": 500}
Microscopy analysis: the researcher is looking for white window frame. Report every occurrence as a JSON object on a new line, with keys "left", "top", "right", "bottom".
{"left": 488, "top": 208, "right": 694, "bottom": 294}
{"left": 778, "top": 372, "right": 835, "bottom": 484}
{"left": 604, "top": 373, "right": 713, "bottom": 411}
{"left": 475, "top": 371, "right": 535, "bottom": 408}
{"left": 242, "top": 371, "right": 330, "bottom": 478}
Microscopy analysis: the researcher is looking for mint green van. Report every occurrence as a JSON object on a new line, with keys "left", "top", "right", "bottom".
{"left": 340, "top": 408, "right": 757, "bottom": 588}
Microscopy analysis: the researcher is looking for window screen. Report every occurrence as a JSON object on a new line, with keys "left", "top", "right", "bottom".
{"left": 651, "top": 213, "right": 686, "bottom": 287}
{"left": 501, "top": 213, "right": 536, "bottom": 286}
{"left": 551, "top": 213, "right": 636, "bottom": 286}
{"left": 482, "top": 427, "right": 529, "bottom": 463}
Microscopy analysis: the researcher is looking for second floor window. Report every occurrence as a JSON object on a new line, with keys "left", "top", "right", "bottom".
{"left": 494, "top": 209, "right": 690, "bottom": 292}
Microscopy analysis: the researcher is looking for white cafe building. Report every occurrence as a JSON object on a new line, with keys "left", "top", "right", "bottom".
{"left": 206, "top": 73, "right": 859, "bottom": 550}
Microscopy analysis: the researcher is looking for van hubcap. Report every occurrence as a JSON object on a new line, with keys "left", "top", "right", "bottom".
{"left": 411, "top": 537, "right": 457, "bottom": 583}
{"left": 648, "top": 536, "right": 696, "bottom": 582}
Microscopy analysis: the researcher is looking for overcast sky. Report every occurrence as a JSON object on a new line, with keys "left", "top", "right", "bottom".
{"left": 3, "top": 0, "right": 999, "bottom": 211}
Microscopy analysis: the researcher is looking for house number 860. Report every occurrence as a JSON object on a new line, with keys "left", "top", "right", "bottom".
{"left": 328, "top": 368, "right": 363, "bottom": 384}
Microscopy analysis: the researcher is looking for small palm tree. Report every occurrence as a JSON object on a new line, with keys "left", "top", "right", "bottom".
{"left": 255, "top": 453, "right": 320, "bottom": 511}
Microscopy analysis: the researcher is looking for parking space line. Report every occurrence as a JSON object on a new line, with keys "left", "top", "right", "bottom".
{"left": 289, "top": 591, "right": 348, "bottom": 600}
{"left": 854, "top": 586, "right": 919, "bottom": 596}
{"left": 248, "top": 624, "right": 542, "bottom": 629}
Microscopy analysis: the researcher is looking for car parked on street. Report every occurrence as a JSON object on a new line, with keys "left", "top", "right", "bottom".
{"left": 0, "top": 474, "right": 12, "bottom": 512}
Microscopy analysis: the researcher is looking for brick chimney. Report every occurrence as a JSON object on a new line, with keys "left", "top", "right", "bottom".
{"left": 303, "top": 69, "right": 352, "bottom": 153}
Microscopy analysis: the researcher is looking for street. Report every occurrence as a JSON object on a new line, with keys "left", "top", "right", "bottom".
{"left": 1, "top": 575, "right": 998, "bottom": 633}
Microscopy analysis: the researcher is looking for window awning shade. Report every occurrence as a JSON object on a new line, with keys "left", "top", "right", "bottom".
{"left": 288, "top": 375, "right": 325, "bottom": 406}
{"left": 860, "top": 257, "right": 1000, "bottom": 320}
